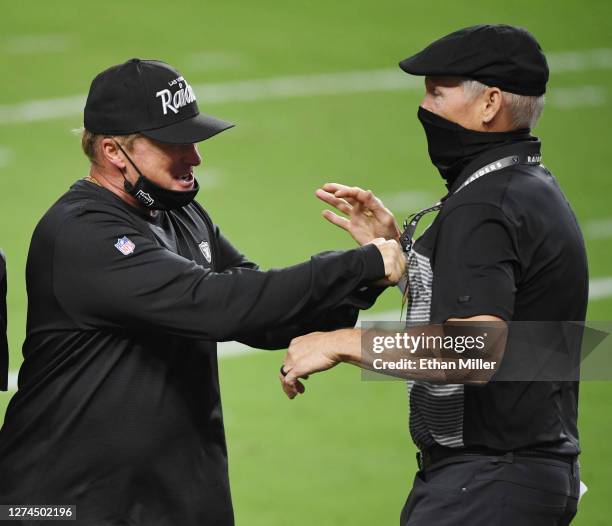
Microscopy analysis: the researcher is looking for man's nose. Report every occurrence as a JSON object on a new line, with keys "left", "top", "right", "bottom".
{"left": 420, "top": 95, "right": 432, "bottom": 112}
{"left": 184, "top": 143, "right": 202, "bottom": 166}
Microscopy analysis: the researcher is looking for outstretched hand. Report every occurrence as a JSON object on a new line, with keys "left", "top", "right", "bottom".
{"left": 279, "top": 329, "right": 360, "bottom": 399}
{"left": 316, "top": 183, "right": 401, "bottom": 246}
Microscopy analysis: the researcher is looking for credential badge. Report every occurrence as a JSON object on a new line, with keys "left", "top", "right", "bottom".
{"left": 199, "top": 241, "right": 211, "bottom": 263}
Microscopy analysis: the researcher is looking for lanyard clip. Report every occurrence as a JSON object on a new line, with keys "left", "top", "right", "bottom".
{"left": 399, "top": 219, "right": 414, "bottom": 253}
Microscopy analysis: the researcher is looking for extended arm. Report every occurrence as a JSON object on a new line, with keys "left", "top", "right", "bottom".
{"left": 279, "top": 202, "right": 519, "bottom": 397}
{"left": 279, "top": 316, "right": 507, "bottom": 398}
{"left": 54, "top": 205, "right": 403, "bottom": 343}
{"left": 212, "top": 227, "right": 388, "bottom": 349}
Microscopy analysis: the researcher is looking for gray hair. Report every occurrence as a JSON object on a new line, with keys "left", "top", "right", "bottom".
{"left": 461, "top": 79, "right": 544, "bottom": 129}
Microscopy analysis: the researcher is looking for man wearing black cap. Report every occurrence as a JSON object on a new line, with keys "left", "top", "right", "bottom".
{"left": 0, "top": 59, "right": 406, "bottom": 525}
{"left": 279, "top": 25, "right": 586, "bottom": 525}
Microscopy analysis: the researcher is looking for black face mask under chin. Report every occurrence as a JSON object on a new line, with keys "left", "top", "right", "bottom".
{"left": 417, "top": 106, "right": 531, "bottom": 187}
{"left": 115, "top": 142, "right": 199, "bottom": 211}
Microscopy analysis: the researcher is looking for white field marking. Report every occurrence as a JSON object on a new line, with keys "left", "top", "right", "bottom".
{"left": 198, "top": 69, "right": 422, "bottom": 103}
{"left": 0, "top": 70, "right": 415, "bottom": 125}
{"left": 2, "top": 47, "right": 612, "bottom": 125}
{"left": 4, "top": 276, "right": 612, "bottom": 392}
{"left": 548, "top": 48, "right": 612, "bottom": 73}
{"left": 590, "top": 277, "right": 612, "bottom": 300}
{"left": 3, "top": 34, "right": 72, "bottom": 54}
{"left": 184, "top": 51, "right": 251, "bottom": 72}
{"left": 547, "top": 85, "right": 607, "bottom": 108}
{"left": 0, "top": 146, "right": 14, "bottom": 168}
{"left": 0, "top": 94, "right": 87, "bottom": 124}
{"left": 7, "top": 371, "right": 18, "bottom": 392}
{"left": 378, "top": 190, "right": 437, "bottom": 213}
{"left": 585, "top": 218, "right": 612, "bottom": 239}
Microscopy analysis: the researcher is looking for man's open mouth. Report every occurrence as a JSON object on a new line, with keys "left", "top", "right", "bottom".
{"left": 174, "top": 171, "right": 195, "bottom": 188}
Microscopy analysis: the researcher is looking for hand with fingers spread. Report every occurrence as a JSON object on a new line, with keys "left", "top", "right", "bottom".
{"left": 316, "top": 183, "right": 401, "bottom": 246}
{"left": 370, "top": 237, "right": 406, "bottom": 286}
{"left": 279, "top": 329, "right": 360, "bottom": 399}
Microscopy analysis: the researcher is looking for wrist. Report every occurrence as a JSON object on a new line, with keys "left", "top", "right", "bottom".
{"left": 335, "top": 328, "right": 362, "bottom": 364}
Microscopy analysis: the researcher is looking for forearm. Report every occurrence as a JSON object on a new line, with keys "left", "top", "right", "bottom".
{"left": 336, "top": 325, "right": 503, "bottom": 384}
{"left": 62, "top": 239, "right": 385, "bottom": 342}
{"left": 336, "top": 328, "right": 452, "bottom": 383}
{"left": 221, "top": 245, "right": 383, "bottom": 341}
{"left": 238, "top": 305, "right": 358, "bottom": 350}
{"left": 240, "top": 282, "right": 389, "bottom": 350}
{"left": 282, "top": 315, "right": 506, "bottom": 399}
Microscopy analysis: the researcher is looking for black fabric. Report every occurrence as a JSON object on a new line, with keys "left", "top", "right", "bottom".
{"left": 419, "top": 444, "right": 575, "bottom": 470}
{"left": 413, "top": 139, "right": 588, "bottom": 454}
{"left": 0, "top": 180, "right": 385, "bottom": 525}
{"left": 142, "top": 113, "right": 233, "bottom": 144}
{"left": 417, "top": 106, "right": 533, "bottom": 187}
{"left": 400, "top": 454, "right": 580, "bottom": 525}
{"left": 431, "top": 202, "right": 518, "bottom": 321}
{"left": 399, "top": 24, "right": 549, "bottom": 96}
{"left": 84, "top": 58, "right": 233, "bottom": 143}
{"left": 0, "top": 251, "right": 7, "bottom": 391}
{"left": 118, "top": 142, "right": 200, "bottom": 210}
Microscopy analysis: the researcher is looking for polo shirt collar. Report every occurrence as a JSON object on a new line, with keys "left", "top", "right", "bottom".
{"left": 446, "top": 137, "right": 542, "bottom": 195}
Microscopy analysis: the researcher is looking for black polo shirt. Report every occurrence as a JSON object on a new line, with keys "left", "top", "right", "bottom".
{"left": 405, "top": 138, "right": 588, "bottom": 455}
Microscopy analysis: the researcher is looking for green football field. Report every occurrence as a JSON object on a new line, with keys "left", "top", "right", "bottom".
{"left": 1, "top": 0, "right": 611, "bottom": 524}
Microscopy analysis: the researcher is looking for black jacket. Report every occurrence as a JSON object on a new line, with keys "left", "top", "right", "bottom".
{"left": 0, "top": 179, "right": 385, "bottom": 525}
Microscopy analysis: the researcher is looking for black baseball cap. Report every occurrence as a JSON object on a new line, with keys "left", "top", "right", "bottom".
{"left": 84, "top": 58, "right": 233, "bottom": 143}
{"left": 399, "top": 24, "right": 549, "bottom": 96}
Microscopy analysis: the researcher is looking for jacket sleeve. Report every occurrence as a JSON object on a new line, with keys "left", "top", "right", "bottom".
{"left": 212, "top": 227, "right": 385, "bottom": 349}
{"left": 53, "top": 206, "right": 385, "bottom": 342}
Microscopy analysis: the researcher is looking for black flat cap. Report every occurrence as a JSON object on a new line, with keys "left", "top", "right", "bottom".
{"left": 399, "top": 24, "right": 549, "bottom": 96}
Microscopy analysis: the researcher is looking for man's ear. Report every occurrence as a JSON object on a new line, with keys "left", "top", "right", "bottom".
{"left": 481, "top": 87, "right": 503, "bottom": 125}
{"left": 99, "top": 137, "right": 126, "bottom": 170}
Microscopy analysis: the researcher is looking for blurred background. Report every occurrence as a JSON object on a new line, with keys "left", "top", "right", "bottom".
{"left": 1, "top": 1, "right": 611, "bottom": 524}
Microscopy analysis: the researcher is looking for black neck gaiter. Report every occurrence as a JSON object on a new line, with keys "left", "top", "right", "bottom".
{"left": 417, "top": 106, "right": 532, "bottom": 187}
{"left": 115, "top": 143, "right": 199, "bottom": 211}
{"left": 124, "top": 171, "right": 200, "bottom": 211}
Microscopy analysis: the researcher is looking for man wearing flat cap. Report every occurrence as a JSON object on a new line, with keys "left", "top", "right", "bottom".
{"left": 0, "top": 59, "right": 405, "bottom": 524}
{"left": 280, "top": 25, "right": 587, "bottom": 525}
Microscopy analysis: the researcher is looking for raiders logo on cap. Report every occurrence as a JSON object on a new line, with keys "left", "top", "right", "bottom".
{"left": 84, "top": 58, "right": 234, "bottom": 144}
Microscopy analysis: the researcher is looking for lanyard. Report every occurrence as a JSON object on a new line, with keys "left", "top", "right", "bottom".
{"left": 398, "top": 153, "right": 541, "bottom": 253}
